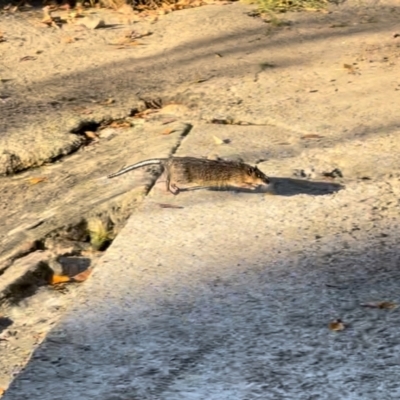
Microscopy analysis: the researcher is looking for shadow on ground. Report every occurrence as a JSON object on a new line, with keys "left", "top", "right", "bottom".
{"left": 3, "top": 233, "right": 400, "bottom": 399}
{"left": 270, "top": 177, "right": 344, "bottom": 196}
{"left": 187, "top": 178, "right": 343, "bottom": 196}
{"left": 0, "top": 317, "right": 13, "bottom": 335}
{"left": 2, "top": 4, "right": 400, "bottom": 136}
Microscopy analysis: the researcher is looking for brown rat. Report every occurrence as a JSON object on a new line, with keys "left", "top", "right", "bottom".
{"left": 107, "top": 157, "right": 270, "bottom": 195}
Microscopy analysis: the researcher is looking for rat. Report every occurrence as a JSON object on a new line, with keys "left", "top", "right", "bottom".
{"left": 107, "top": 157, "right": 270, "bottom": 195}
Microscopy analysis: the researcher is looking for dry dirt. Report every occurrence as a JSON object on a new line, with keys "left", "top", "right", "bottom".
{"left": 1, "top": 0, "right": 400, "bottom": 394}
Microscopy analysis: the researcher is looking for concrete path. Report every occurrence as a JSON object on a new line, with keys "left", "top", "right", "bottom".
{"left": 4, "top": 126, "right": 400, "bottom": 398}
{"left": 3, "top": 2, "right": 400, "bottom": 398}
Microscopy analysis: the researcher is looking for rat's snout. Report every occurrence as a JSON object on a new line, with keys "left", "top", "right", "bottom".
{"left": 259, "top": 177, "right": 271, "bottom": 186}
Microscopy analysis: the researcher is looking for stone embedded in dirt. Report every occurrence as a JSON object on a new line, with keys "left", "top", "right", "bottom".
{"left": 159, "top": 104, "right": 190, "bottom": 117}
{"left": 47, "top": 259, "right": 64, "bottom": 276}
{"left": 322, "top": 168, "right": 343, "bottom": 179}
{"left": 98, "top": 127, "right": 118, "bottom": 139}
{"left": 293, "top": 168, "right": 317, "bottom": 180}
{"left": 75, "top": 16, "right": 105, "bottom": 30}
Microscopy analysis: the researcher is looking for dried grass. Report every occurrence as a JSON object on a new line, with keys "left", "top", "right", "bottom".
{"left": 245, "top": 0, "right": 328, "bottom": 13}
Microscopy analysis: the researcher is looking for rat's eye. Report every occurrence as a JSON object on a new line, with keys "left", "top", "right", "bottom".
{"left": 254, "top": 169, "right": 263, "bottom": 178}
{"left": 247, "top": 167, "right": 255, "bottom": 176}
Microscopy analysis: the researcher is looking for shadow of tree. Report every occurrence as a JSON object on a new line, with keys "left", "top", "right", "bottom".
{"left": 1, "top": 4, "right": 399, "bottom": 135}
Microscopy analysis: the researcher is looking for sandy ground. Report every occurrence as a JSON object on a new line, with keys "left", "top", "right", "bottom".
{"left": 1, "top": 0, "right": 400, "bottom": 395}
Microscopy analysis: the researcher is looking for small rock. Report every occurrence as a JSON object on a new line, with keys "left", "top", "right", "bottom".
{"left": 47, "top": 259, "right": 64, "bottom": 276}
{"left": 44, "top": 237, "right": 81, "bottom": 257}
{"left": 322, "top": 168, "right": 343, "bottom": 179}
{"left": 98, "top": 127, "right": 118, "bottom": 139}
{"left": 293, "top": 168, "right": 317, "bottom": 180}
{"left": 76, "top": 16, "right": 105, "bottom": 30}
{"left": 159, "top": 104, "right": 190, "bottom": 117}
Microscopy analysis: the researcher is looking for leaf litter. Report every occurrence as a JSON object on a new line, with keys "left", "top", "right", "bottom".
{"left": 27, "top": 177, "right": 48, "bottom": 185}
{"left": 328, "top": 319, "right": 345, "bottom": 331}
{"left": 360, "top": 301, "right": 397, "bottom": 310}
{"left": 50, "top": 268, "right": 92, "bottom": 285}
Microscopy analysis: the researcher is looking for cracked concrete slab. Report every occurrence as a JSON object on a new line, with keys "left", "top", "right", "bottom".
{"left": 2, "top": 0, "right": 400, "bottom": 397}
{"left": 4, "top": 174, "right": 400, "bottom": 399}
{"left": 0, "top": 122, "right": 191, "bottom": 269}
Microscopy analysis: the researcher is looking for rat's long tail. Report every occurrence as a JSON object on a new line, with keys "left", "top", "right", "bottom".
{"left": 107, "top": 158, "right": 166, "bottom": 179}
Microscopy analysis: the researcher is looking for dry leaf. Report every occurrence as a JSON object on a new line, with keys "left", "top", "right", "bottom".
{"left": 0, "top": 388, "right": 5, "bottom": 395}
{"left": 125, "top": 30, "right": 152, "bottom": 39}
{"left": 329, "top": 319, "right": 345, "bottom": 331}
{"left": 212, "top": 136, "right": 230, "bottom": 144}
{"left": 161, "top": 118, "right": 176, "bottom": 125}
{"left": 38, "top": 17, "right": 59, "bottom": 29}
{"left": 213, "top": 135, "right": 225, "bottom": 145}
{"left": 62, "top": 36, "right": 75, "bottom": 43}
{"left": 157, "top": 203, "right": 184, "bottom": 209}
{"left": 19, "top": 56, "right": 37, "bottom": 62}
{"left": 191, "top": 77, "right": 210, "bottom": 84}
{"left": 301, "top": 134, "right": 324, "bottom": 139}
{"left": 108, "top": 120, "right": 131, "bottom": 128}
{"left": 161, "top": 128, "right": 176, "bottom": 135}
{"left": 113, "top": 41, "right": 144, "bottom": 49}
{"left": 210, "top": 118, "right": 234, "bottom": 125}
{"left": 132, "top": 109, "right": 158, "bottom": 119}
{"left": 84, "top": 131, "right": 98, "bottom": 140}
{"left": 28, "top": 177, "right": 48, "bottom": 185}
{"left": 41, "top": 5, "right": 53, "bottom": 23}
{"left": 50, "top": 275, "right": 71, "bottom": 285}
{"left": 234, "top": 120, "right": 258, "bottom": 126}
{"left": 41, "top": 17, "right": 53, "bottom": 26}
{"left": 361, "top": 301, "right": 397, "bottom": 310}
{"left": 76, "top": 1, "right": 84, "bottom": 13}
{"left": 72, "top": 268, "right": 93, "bottom": 282}
{"left": 343, "top": 63, "right": 359, "bottom": 75}
{"left": 209, "top": 118, "right": 259, "bottom": 126}
{"left": 100, "top": 98, "right": 115, "bottom": 105}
